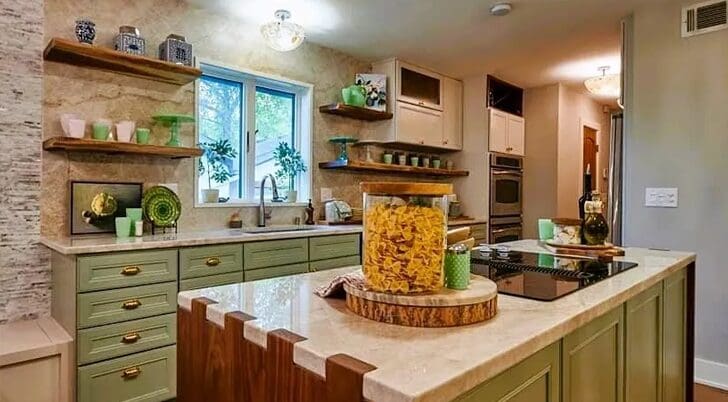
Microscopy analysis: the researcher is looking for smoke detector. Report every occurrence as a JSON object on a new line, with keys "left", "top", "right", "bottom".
{"left": 490, "top": 3, "right": 512, "bottom": 16}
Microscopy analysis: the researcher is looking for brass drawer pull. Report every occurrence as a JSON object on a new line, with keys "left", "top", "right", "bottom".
{"left": 121, "top": 332, "right": 141, "bottom": 344}
{"left": 205, "top": 257, "right": 221, "bottom": 267}
{"left": 121, "top": 299, "right": 142, "bottom": 310}
{"left": 121, "top": 366, "right": 141, "bottom": 379}
{"left": 120, "top": 265, "right": 141, "bottom": 276}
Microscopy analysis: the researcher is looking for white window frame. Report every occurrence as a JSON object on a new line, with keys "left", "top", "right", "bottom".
{"left": 194, "top": 60, "right": 313, "bottom": 208}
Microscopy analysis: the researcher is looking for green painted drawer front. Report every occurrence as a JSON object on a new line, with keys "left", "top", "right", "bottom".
{"left": 179, "top": 271, "right": 244, "bottom": 291}
{"left": 243, "top": 238, "right": 308, "bottom": 270}
{"left": 179, "top": 244, "right": 243, "bottom": 280}
{"left": 77, "top": 282, "right": 177, "bottom": 329}
{"left": 625, "top": 283, "right": 662, "bottom": 402}
{"left": 562, "top": 305, "right": 624, "bottom": 402}
{"left": 455, "top": 342, "right": 560, "bottom": 402}
{"left": 309, "top": 255, "right": 361, "bottom": 272}
{"left": 78, "top": 250, "right": 178, "bottom": 293}
{"left": 78, "top": 345, "right": 176, "bottom": 402}
{"left": 245, "top": 262, "right": 309, "bottom": 282}
{"left": 77, "top": 313, "right": 177, "bottom": 365}
{"left": 309, "top": 234, "right": 360, "bottom": 261}
{"left": 663, "top": 269, "right": 687, "bottom": 402}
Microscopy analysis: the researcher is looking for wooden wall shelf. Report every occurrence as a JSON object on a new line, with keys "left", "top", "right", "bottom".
{"left": 319, "top": 104, "right": 393, "bottom": 121}
{"left": 43, "top": 137, "right": 203, "bottom": 159}
{"left": 43, "top": 38, "right": 202, "bottom": 85}
{"left": 318, "top": 159, "right": 469, "bottom": 177}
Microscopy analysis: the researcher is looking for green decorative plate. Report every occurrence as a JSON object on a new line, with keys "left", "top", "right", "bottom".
{"left": 142, "top": 186, "right": 181, "bottom": 227}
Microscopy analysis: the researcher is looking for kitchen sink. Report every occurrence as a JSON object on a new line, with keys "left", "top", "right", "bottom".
{"left": 236, "top": 225, "right": 318, "bottom": 234}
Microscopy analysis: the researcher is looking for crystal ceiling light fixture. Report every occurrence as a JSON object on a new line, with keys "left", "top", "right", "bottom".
{"left": 584, "top": 66, "right": 620, "bottom": 98}
{"left": 260, "top": 9, "right": 305, "bottom": 52}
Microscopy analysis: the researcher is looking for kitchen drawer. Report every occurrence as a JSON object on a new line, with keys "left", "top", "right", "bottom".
{"left": 179, "top": 244, "right": 243, "bottom": 280}
{"left": 243, "top": 238, "right": 308, "bottom": 270}
{"left": 77, "top": 313, "right": 176, "bottom": 365}
{"left": 309, "top": 255, "right": 361, "bottom": 272}
{"left": 179, "top": 271, "right": 244, "bottom": 291}
{"left": 77, "top": 345, "right": 176, "bottom": 402}
{"left": 78, "top": 249, "right": 178, "bottom": 293}
{"left": 309, "top": 234, "right": 360, "bottom": 261}
{"left": 471, "top": 224, "right": 488, "bottom": 242}
{"left": 77, "top": 282, "right": 177, "bottom": 329}
{"left": 244, "top": 262, "right": 308, "bottom": 282}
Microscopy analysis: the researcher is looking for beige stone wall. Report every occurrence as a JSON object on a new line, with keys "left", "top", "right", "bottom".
{"left": 42, "top": 0, "right": 389, "bottom": 236}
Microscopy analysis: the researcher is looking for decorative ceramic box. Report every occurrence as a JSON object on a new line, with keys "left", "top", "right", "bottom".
{"left": 159, "top": 34, "right": 193, "bottom": 66}
{"left": 114, "top": 26, "right": 145, "bottom": 56}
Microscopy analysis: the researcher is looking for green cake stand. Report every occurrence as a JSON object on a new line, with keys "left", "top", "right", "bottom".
{"left": 328, "top": 136, "right": 358, "bottom": 162}
{"left": 152, "top": 114, "right": 195, "bottom": 147}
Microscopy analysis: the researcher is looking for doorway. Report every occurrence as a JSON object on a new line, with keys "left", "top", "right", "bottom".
{"left": 583, "top": 125, "right": 598, "bottom": 191}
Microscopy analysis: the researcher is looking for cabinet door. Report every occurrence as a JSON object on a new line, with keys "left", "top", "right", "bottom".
{"left": 489, "top": 109, "right": 509, "bottom": 153}
{"left": 625, "top": 283, "right": 662, "bottom": 402}
{"left": 397, "top": 61, "right": 443, "bottom": 110}
{"left": 442, "top": 77, "right": 463, "bottom": 150}
{"left": 455, "top": 342, "right": 560, "bottom": 402}
{"left": 563, "top": 305, "right": 624, "bottom": 402}
{"left": 396, "top": 101, "right": 443, "bottom": 147}
{"left": 507, "top": 114, "right": 525, "bottom": 156}
{"left": 663, "top": 270, "right": 687, "bottom": 402}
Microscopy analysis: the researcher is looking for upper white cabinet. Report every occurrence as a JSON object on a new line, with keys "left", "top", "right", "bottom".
{"left": 370, "top": 58, "right": 462, "bottom": 151}
{"left": 489, "top": 108, "right": 525, "bottom": 156}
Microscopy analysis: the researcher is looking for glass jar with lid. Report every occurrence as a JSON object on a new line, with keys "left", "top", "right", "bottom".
{"left": 361, "top": 182, "right": 451, "bottom": 294}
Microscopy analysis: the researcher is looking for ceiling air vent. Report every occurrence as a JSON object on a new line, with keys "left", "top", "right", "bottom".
{"left": 682, "top": 0, "right": 727, "bottom": 37}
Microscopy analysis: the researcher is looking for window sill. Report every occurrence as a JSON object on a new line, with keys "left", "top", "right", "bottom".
{"left": 194, "top": 201, "right": 309, "bottom": 209}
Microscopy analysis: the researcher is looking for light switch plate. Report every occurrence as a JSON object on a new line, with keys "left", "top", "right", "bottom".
{"left": 320, "top": 187, "right": 333, "bottom": 202}
{"left": 645, "top": 187, "right": 678, "bottom": 208}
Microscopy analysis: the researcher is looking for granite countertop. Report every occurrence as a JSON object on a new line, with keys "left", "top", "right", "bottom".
{"left": 177, "top": 240, "right": 695, "bottom": 402}
{"left": 40, "top": 225, "right": 363, "bottom": 255}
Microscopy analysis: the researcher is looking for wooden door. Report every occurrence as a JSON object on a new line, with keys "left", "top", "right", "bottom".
{"left": 583, "top": 126, "right": 598, "bottom": 189}
{"left": 663, "top": 270, "right": 687, "bottom": 402}
{"left": 563, "top": 305, "right": 624, "bottom": 402}
{"left": 442, "top": 77, "right": 463, "bottom": 150}
{"left": 507, "top": 114, "right": 525, "bottom": 156}
{"left": 489, "top": 109, "right": 509, "bottom": 153}
{"left": 625, "top": 283, "right": 663, "bottom": 402}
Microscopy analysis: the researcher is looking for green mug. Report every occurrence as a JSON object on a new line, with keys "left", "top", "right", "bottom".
{"left": 92, "top": 123, "right": 110, "bottom": 141}
{"left": 135, "top": 128, "right": 150, "bottom": 144}
{"left": 115, "top": 217, "right": 131, "bottom": 238}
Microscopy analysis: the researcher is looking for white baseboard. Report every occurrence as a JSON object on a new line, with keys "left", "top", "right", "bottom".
{"left": 696, "top": 358, "right": 728, "bottom": 391}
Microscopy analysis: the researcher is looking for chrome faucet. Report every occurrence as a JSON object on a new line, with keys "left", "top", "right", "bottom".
{"left": 258, "top": 174, "right": 280, "bottom": 227}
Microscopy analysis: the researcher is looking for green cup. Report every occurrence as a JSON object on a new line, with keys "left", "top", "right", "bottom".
{"left": 432, "top": 159, "right": 441, "bottom": 169}
{"left": 538, "top": 218, "right": 555, "bottom": 241}
{"left": 444, "top": 246, "right": 471, "bottom": 290}
{"left": 135, "top": 128, "right": 150, "bottom": 144}
{"left": 115, "top": 217, "right": 131, "bottom": 238}
{"left": 92, "top": 123, "right": 110, "bottom": 141}
{"left": 382, "top": 154, "right": 393, "bottom": 164}
{"left": 126, "top": 208, "right": 143, "bottom": 235}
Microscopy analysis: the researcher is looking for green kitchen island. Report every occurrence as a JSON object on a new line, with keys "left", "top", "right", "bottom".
{"left": 176, "top": 240, "right": 695, "bottom": 402}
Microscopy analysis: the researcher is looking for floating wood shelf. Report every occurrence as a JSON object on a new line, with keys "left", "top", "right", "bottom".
{"left": 318, "top": 159, "right": 469, "bottom": 177}
{"left": 43, "top": 137, "right": 203, "bottom": 159}
{"left": 43, "top": 37, "right": 202, "bottom": 85}
{"left": 318, "top": 104, "right": 393, "bottom": 121}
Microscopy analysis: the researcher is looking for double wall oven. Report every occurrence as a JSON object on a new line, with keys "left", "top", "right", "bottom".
{"left": 489, "top": 153, "right": 523, "bottom": 243}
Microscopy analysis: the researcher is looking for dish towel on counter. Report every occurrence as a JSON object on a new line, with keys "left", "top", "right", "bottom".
{"left": 314, "top": 270, "right": 365, "bottom": 298}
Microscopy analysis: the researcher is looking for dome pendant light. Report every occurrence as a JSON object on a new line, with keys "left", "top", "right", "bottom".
{"left": 584, "top": 66, "right": 620, "bottom": 98}
{"left": 260, "top": 9, "right": 305, "bottom": 52}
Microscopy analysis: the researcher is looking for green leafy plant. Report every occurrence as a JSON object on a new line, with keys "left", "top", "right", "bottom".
{"left": 273, "top": 142, "right": 307, "bottom": 191}
{"left": 198, "top": 139, "right": 237, "bottom": 189}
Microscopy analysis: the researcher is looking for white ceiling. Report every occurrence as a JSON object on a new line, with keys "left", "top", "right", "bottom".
{"left": 188, "top": 0, "right": 664, "bottom": 104}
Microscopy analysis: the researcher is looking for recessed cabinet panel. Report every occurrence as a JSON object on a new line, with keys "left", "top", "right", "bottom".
{"left": 489, "top": 109, "right": 509, "bottom": 153}
{"left": 507, "top": 115, "right": 525, "bottom": 156}
{"left": 663, "top": 270, "right": 687, "bottom": 402}
{"left": 625, "top": 283, "right": 662, "bottom": 402}
{"left": 396, "top": 102, "right": 444, "bottom": 147}
{"left": 443, "top": 77, "right": 463, "bottom": 150}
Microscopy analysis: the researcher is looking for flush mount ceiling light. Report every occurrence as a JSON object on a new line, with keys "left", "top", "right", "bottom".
{"left": 260, "top": 9, "right": 305, "bottom": 52}
{"left": 490, "top": 3, "right": 513, "bottom": 16}
{"left": 584, "top": 66, "right": 621, "bottom": 97}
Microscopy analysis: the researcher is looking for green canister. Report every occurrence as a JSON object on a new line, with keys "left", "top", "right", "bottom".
{"left": 445, "top": 243, "right": 471, "bottom": 290}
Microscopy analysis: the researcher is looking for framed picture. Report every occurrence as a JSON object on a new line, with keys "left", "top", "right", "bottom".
{"left": 355, "top": 73, "right": 387, "bottom": 111}
{"left": 70, "top": 181, "right": 143, "bottom": 235}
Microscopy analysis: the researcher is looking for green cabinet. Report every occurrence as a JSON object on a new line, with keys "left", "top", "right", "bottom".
{"left": 562, "top": 305, "right": 624, "bottom": 402}
{"left": 179, "top": 271, "right": 244, "bottom": 291}
{"left": 309, "top": 255, "right": 361, "bottom": 272}
{"left": 624, "top": 283, "right": 662, "bottom": 402}
{"left": 245, "top": 263, "right": 309, "bottom": 281}
{"left": 78, "top": 249, "right": 178, "bottom": 292}
{"left": 662, "top": 270, "right": 687, "bottom": 402}
{"left": 243, "top": 238, "right": 308, "bottom": 270}
{"left": 179, "top": 244, "right": 243, "bottom": 280}
{"left": 456, "top": 342, "right": 560, "bottom": 402}
{"left": 309, "top": 234, "right": 360, "bottom": 261}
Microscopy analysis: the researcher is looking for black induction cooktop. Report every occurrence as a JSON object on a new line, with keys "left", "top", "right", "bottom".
{"left": 471, "top": 248, "right": 639, "bottom": 301}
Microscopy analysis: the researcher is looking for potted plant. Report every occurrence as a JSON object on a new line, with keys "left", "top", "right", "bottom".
{"left": 198, "top": 139, "right": 237, "bottom": 203}
{"left": 273, "top": 142, "right": 307, "bottom": 203}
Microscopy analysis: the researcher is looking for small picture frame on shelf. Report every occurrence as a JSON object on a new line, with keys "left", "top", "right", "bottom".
{"left": 355, "top": 73, "right": 387, "bottom": 112}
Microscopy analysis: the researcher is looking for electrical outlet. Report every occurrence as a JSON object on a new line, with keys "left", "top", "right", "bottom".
{"left": 159, "top": 183, "right": 179, "bottom": 194}
{"left": 645, "top": 187, "right": 678, "bottom": 208}
{"left": 320, "top": 187, "right": 333, "bottom": 202}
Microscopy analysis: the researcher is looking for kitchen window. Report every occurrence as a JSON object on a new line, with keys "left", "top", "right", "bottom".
{"left": 195, "top": 62, "right": 313, "bottom": 206}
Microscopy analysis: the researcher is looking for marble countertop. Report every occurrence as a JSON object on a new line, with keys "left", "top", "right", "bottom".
{"left": 40, "top": 225, "right": 363, "bottom": 255}
{"left": 177, "top": 240, "right": 695, "bottom": 402}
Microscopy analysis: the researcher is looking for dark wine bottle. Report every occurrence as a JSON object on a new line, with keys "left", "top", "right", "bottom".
{"left": 578, "top": 164, "right": 593, "bottom": 221}
{"left": 304, "top": 199, "right": 315, "bottom": 225}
